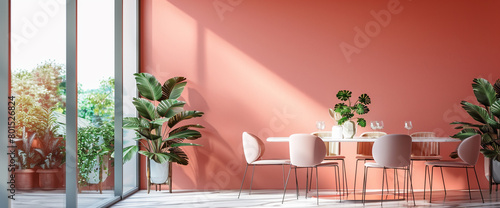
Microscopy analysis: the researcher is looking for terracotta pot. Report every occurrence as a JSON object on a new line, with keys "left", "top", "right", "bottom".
{"left": 37, "top": 169, "right": 59, "bottom": 190}
{"left": 14, "top": 169, "right": 36, "bottom": 190}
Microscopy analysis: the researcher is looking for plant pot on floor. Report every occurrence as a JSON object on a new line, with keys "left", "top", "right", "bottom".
{"left": 15, "top": 169, "right": 36, "bottom": 190}
{"left": 37, "top": 169, "right": 59, "bottom": 190}
{"left": 484, "top": 156, "right": 500, "bottom": 193}
{"left": 147, "top": 159, "right": 172, "bottom": 193}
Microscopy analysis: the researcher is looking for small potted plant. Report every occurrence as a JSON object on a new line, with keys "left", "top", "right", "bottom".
{"left": 330, "top": 90, "right": 371, "bottom": 138}
{"left": 13, "top": 128, "right": 42, "bottom": 190}
{"left": 450, "top": 78, "right": 500, "bottom": 192}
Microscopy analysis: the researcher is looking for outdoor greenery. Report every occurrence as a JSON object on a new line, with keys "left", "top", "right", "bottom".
{"left": 122, "top": 73, "right": 204, "bottom": 165}
{"left": 78, "top": 78, "right": 115, "bottom": 123}
{"left": 330, "top": 90, "right": 371, "bottom": 127}
{"left": 34, "top": 107, "right": 65, "bottom": 169}
{"left": 451, "top": 78, "right": 500, "bottom": 161}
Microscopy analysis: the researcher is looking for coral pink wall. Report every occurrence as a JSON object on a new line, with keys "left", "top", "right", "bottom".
{"left": 139, "top": 0, "right": 500, "bottom": 191}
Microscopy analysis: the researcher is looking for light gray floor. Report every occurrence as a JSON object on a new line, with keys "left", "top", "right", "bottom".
{"left": 111, "top": 189, "right": 500, "bottom": 208}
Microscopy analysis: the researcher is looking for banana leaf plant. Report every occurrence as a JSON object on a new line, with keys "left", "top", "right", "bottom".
{"left": 330, "top": 90, "right": 371, "bottom": 127}
{"left": 122, "top": 73, "right": 204, "bottom": 165}
{"left": 14, "top": 127, "right": 42, "bottom": 169}
{"left": 450, "top": 78, "right": 500, "bottom": 161}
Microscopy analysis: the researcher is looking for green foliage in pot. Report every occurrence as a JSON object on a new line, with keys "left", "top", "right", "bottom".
{"left": 13, "top": 128, "right": 42, "bottom": 169}
{"left": 122, "top": 73, "right": 204, "bottom": 165}
{"left": 77, "top": 122, "right": 114, "bottom": 186}
{"left": 34, "top": 107, "right": 65, "bottom": 169}
{"left": 330, "top": 90, "right": 371, "bottom": 127}
{"left": 451, "top": 78, "right": 500, "bottom": 160}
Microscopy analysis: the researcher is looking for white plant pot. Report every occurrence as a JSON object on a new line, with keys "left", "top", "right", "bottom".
{"left": 342, "top": 120, "right": 356, "bottom": 138}
{"left": 332, "top": 125, "right": 343, "bottom": 139}
{"left": 150, "top": 159, "right": 170, "bottom": 184}
{"left": 87, "top": 157, "right": 108, "bottom": 184}
{"left": 484, "top": 156, "right": 500, "bottom": 183}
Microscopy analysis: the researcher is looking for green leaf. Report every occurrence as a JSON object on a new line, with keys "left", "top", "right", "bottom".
{"left": 461, "top": 101, "right": 490, "bottom": 124}
{"left": 123, "top": 145, "right": 138, "bottom": 163}
{"left": 157, "top": 99, "right": 186, "bottom": 118}
{"left": 168, "top": 148, "right": 189, "bottom": 165}
{"left": 358, "top": 93, "right": 371, "bottom": 105}
{"left": 354, "top": 103, "right": 369, "bottom": 115}
{"left": 134, "top": 73, "right": 163, "bottom": 101}
{"left": 150, "top": 118, "right": 169, "bottom": 126}
{"left": 336, "top": 90, "right": 352, "bottom": 101}
{"left": 132, "top": 98, "right": 157, "bottom": 121}
{"left": 167, "top": 129, "right": 202, "bottom": 140}
{"left": 168, "top": 111, "right": 204, "bottom": 128}
{"left": 171, "top": 143, "right": 202, "bottom": 147}
{"left": 139, "top": 151, "right": 170, "bottom": 164}
{"left": 357, "top": 118, "right": 367, "bottom": 127}
{"left": 491, "top": 99, "right": 500, "bottom": 118}
{"left": 161, "top": 77, "right": 187, "bottom": 100}
{"left": 472, "top": 78, "right": 496, "bottom": 107}
{"left": 481, "top": 149, "right": 498, "bottom": 159}
{"left": 123, "top": 117, "right": 141, "bottom": 129}
{"left": 493, "top": 79, "right": 500, "bottom": 98}
{"left": 170, "top": 124, "right": 204, "bottom": 136}
{"left": 451, "top": 128, "right": 479, "bottom": 140}
{"left": 337, "top": 117, "right": 348, "bottom": 125}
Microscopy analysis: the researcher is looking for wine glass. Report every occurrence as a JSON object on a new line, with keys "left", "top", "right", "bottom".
{"left": 370, "top": 121, "right": 378, "bottom": 131}
{"left": 377, "top": 121, "right": 384, "bottom": 131}
{"left": 404, "top": 121, "right": 413, "bottom": 134}
{"left": 316, "top": 121, "right": 325, "bottom": 131}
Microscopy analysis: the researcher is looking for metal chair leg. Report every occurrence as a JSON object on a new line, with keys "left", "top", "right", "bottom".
{"left": 281, "top": 165, "right": 293, "bottom": 204}
{"left": 408, "top": 167, "right": 416, "bottom": 206}
{"left": 237, "top": 164, "right": 249, "bottom": 198}
{"left": 316, "top": 167, "right": 319, "bottom": 205}
{"left": 354, "top": 159, "right": 359, "bottom": 196}
{"left": 337, "top": 166, "right": 342, "bottom": 202}
{"left": 381, "top": 168, "right": 385, "bottom": 206}
{"left": 294, "top": 166, "right": 299, "bottom": 199}
{"left": 306, "top": 167, "right": 309, "bottom": 199}
{"left": 466, "top": 167, "right": 472, "bottom": 200}
{"left": 473, "top": 167, "right": 485, "bottom": 203}
{"left": 341, "top": 159, "right": 349, "bottom": 196}
{"left": 249, "top": 165, "right": 256, "bottom": 195}
{"left": 430, "top": 166, "right": 434, "bottom": 202}
{"left": 423, "top": 165, "right": 428, "bottom": 200}
{"left": 440, "top": 167, "right": 446, "bottom": 197}
{"left": 362, "top": 166, "right": 368, "bottom": 204}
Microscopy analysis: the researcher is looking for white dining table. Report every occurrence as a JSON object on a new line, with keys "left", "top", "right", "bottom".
{"left": 267, "top": 136, "right": 461, "bottom": 143}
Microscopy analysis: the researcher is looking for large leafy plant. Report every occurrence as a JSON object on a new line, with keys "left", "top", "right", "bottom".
{"left": 34, "top": 107, "right": 65, "bottom": 169}
{"left": 330, "top": 90, "right": 371, "bottom": 127}
{"left": 451, "top": 78, "right": 500, "bottom": 160}
{"left": 123, "top": 73, "right": 204, "bottom": 165}
{"left": 13, "top": 128, "right": 42, "bottom": 169}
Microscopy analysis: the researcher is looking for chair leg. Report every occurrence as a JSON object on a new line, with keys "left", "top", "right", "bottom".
{"left": 316, "top": 167, "right": 319, "bottom": 205}
{"left": 473, "top": 167, "right": 485, "bottom": 203}
{"left": 306, "top": 167, "right": 309, "bottom": 199}
{"left": 282, "top": 164, "right": 285, "bottom": 186}
{"left": 408, "top": 167, "right": 416, "bottom": 206}
{"left": 237, "top": 164, "right": 249, "bottom": 199}
{"left": 294, "top": 167, "right": 299, "bottom": 199}
{"left": 430, "top": 166, "right": 434, "bottom": 203}
{"left": 337, "top": 166, "right": 342, "bottom": 202}
{"left": 282, "top": 165, "right": 293, "bottom": 204}
{"left": 249, "top": 165, "right": 256, "bottom": 195}
{"left": 341, "top": 159, "right": 349, "bottom": 196}
{"left": 362, "top": 166, "right": 368, "bottom": 204}
{"left": 466, "top": 167, "right": 472, "bottom": 200}
{"left": 309, "top": 167, "right": 313, "bottom": 192}
{"left": 354, "top": 159, "right": 359, "bottom": 195}
{"left": 440, "top": 167, "right": 447, "bottom": 198}
{"left": 381, "top": 168, "right": 385, "bottom": 206}
{"left": 423, "top": 165, "right": 428, "bottom": 200}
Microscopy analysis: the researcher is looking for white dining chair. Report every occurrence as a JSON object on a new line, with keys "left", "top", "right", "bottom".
{"left": 424, "top": 134, "right": 484, "bottom": 203}
{"left": 354, "top": 131, "right": 387, "bottom": 195}
{"left": 282, "top": 134, "right": 341, "bottom": 205}
{"left": 362, "top": 134, "right": 415, "bottom": 206}
{"left": 312, "top": 131, "right": 348, "bottom": 196}
{"left": 238, "top": 132, "right": 290, "bottom": 198}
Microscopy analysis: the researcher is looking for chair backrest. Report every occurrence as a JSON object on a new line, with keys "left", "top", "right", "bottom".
{"left": 410, "top": 132, "right": 438, "bottom": 156}
{"left": 357, "top": 132, "right": 387, "bottom": 156}
{"left": 372, "top": 134, "right": 412, "bottom": 168}
{"left": 242, "top": 132, "right": 265, "bottom": 164}
{"left": 312, "top": 131, "right": 340, "bottom": 156}
{"left": 457, "top": 134, "right": 481, "bottom": 166}
{"left": 289, "top": 134, "right": 325, "bottom": 167}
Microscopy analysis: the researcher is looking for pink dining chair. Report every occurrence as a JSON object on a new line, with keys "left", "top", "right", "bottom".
{"left": 312, "top": 131, "right": 347, "bottom": 196}
{"left": 424, "top": 134, "right": 484, "bottom": 203}
{"left": 238, "top": 132, "right": 290, "bottom": 198}
{"left": 354, "top": 131, "right": 387, "bottom": 195}
{"left": 362, "top": 134, "right": 415, "bottom": 206}
{"left": 282, "top": 134, "right": 341, "bottom": 205}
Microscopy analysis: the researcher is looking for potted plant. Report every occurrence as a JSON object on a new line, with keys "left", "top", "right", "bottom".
{"left": 13, "top": 128, "right": 42, "bottom": 190}
{"left": 330, "top": 90, "right": 371, "bottom": 138}
{"left": 77, "top": 122, "right": 114, "bottom": 193}
{"left": 34, "top": 107, "right": 65, "bottom": 190}
{"left": 450, "top": 78, "right": 500, "bottom": 192}
{"left": 122, "top": 73, "right": 204, "bottom": 193}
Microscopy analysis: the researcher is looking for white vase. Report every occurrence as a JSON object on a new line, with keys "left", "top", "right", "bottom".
{"left": 150, "top": 159, "right": 170, "bottom": 184}
{"left": 342, "top": 120, "right": 356, "bottom": 138}
{"left": 332, "top": 125, "right": 343, "bottom": 139}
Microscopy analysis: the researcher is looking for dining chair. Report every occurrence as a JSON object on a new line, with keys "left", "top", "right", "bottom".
{"left": 238, "top": 132, "right": 290, "bottom": 198}
{"left": 354, "top": 131, "right": 387, "bottom": 195}
{"left": 362, "top": 134, "right": 415, "bottom": 206}
{"left": 282, "top": 134, "right": 341, "bottom": 205}
{"left": 424, "top": 134, "right": 484, "bottom": 203}
{"left": 410, "top": 132, "right": 442, "bottom": 185}
{"left": 311, "top": 131, "right": 348, "bottom": 196}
